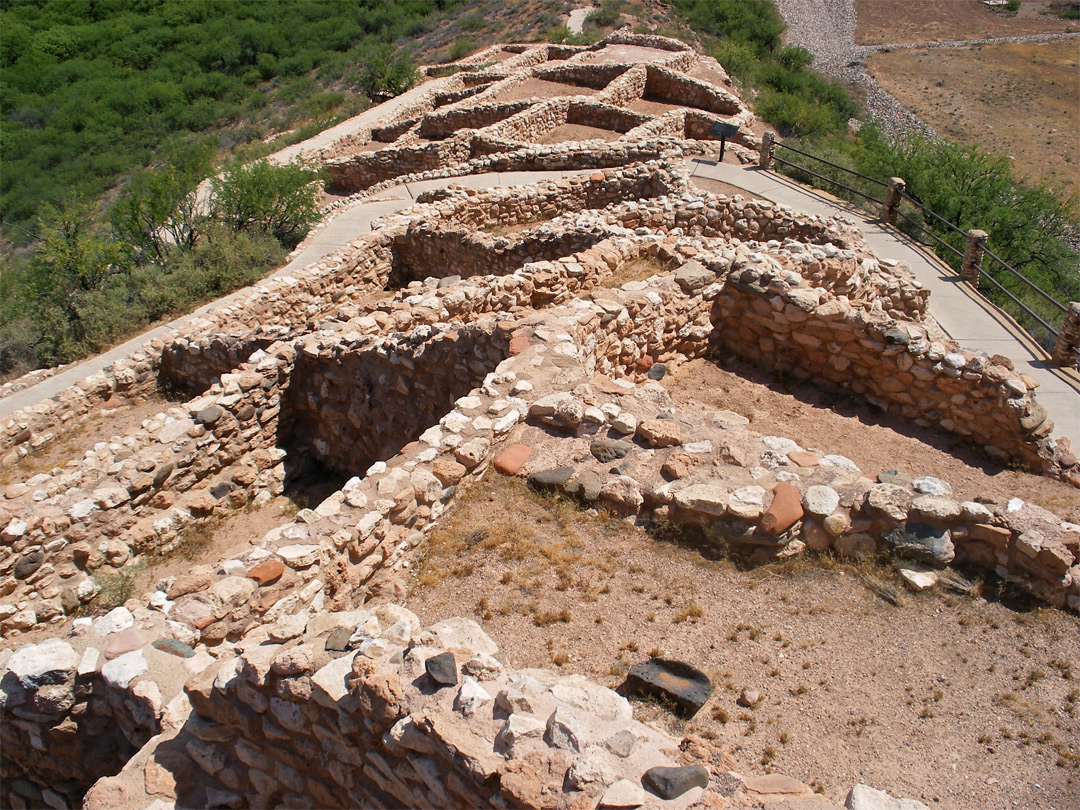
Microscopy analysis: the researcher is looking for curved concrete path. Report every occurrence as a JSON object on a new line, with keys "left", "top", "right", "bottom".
{"left": 4, "top": 152, "right": 1075, "bottom": 455}
{"left": 0, "top": 168, "right": 593, "bottom": 421}
{"left": 687, "top": 157, "right": 1080, "bottom": 450}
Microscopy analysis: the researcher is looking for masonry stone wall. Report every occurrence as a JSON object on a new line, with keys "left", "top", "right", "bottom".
{"left": 644, "top": 65, "right": 744, "bottom": 116}
{"left": 535, "top": 62, "right": 628, "bottom": 90}
{"left": 417, "top": 100, "right": 533, "bottom": 139}
{"left": 0, "top": 352, "right": 297, "bottom": 636}
{"left": 159, "top": 331, "right": 284, "bottom": 396}
{"left": 3, "top": 35, "right": 1076, "bottom": 810}
{"left": 567, "top": 99, "right": 650, "bottom": 133}
{"left": 325, "top": 138, "right": 473, "bottom": 194}
{"left": 712, "top": 259, "right": 1058, "bottom": 469}
{"left": 389, "top": 223, "right": 613, "bottom": 288}
{"left": 0, "top": 633, "right": 169, "bottom": 809}
{"left": 282, "top": 322, "right": 509, "bottom": 476}
{"left": 71, "top": 609, "right": 720, "bottom": 810}
{"left": 1, "top": 352, "right": 161, "bottom": 467}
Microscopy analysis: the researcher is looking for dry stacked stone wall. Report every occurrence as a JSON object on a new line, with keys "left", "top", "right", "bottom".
{"left": 72, "top": 609, "right": 758, "bottom": 810}
{"left": 282, "top": 322, "right": 510, "bottom": 476}
{"left": 0, "top": 35, "right": 1076, "bottom": 810}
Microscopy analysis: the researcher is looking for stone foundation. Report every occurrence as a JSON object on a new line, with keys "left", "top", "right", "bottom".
{"left": 0, "top": 31, "right": 1076, "bottom": 810}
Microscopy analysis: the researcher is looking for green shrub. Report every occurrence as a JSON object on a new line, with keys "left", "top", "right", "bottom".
{"left": 210, "top": 159, "right": 323, "bottom": 248}
{"left": 447, "top": 37, "right": 475, "bottom": 62}
{"left": 0, "top": 0, "right": 440, "bottom": 243}
{"left": 585, "top": 2, "right": 625, "bottom": 29}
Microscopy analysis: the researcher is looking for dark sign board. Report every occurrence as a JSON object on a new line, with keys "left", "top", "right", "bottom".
{"left": 709, "top": 121, "right": 740, "bottom": 139}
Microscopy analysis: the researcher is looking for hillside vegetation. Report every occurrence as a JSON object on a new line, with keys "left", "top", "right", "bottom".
{"left": 0, "top": 0, "right": 442, "bottom": 241}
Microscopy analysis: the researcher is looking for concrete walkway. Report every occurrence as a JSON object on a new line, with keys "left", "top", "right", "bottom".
{"left": 687, "top": 157, "right": 1080, "bottom": 450}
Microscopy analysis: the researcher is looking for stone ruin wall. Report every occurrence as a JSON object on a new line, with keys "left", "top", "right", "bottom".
{"left": 2, "top": 275, "right": 1077, "bottom": 807}
{"left": 323, "top": 37, "right": 759, "bottom": 198}
{"left": 1, "top": 33, "right": 1078, "bottom": 809}
{"left": 2, "top": 161, "right": 1073, "bottom": 647}
{"left": 283, "top": 322, "right": 511, "bottom": 477}
{"left": 6, "top": 607, "right": 787, "bottom": 810}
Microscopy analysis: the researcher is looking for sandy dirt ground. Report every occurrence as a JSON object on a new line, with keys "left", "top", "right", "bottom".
{"left": 536, "top": 122, "right": 624, "bottom": 144}
{"left": 869, "top": 39, "right": 1079, "bottom": 202}
{"left": 854, "top": 0, "right": 1078, "bottom": 45}
{"left": 407, "top": 472, "right": 1080, "bottom": 810}
{"left": 667, "top": 357, "right": 1080, "bottom": 522}
{"left": 490, "top": 77, "right": 601, "bottom": 103}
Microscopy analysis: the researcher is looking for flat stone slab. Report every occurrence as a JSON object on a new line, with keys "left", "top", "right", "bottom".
{"left": 103, "top": 628, "right": 145, "bottom": 660}
{"left": 846, "top": 783, "right": 930, "bottom": 810}
{"left": 494, "top": 443, "right": 531, "bottom": 475}
{"left": 151, "top": 638, "right": 195, "bottom": 658}
{"left": 643, "top": 765, "right": 710, "bottom": 799}
{"left": 247, "top": 559, "right": 285, "bottom": 585}
{"left": 276, "top": 544, "right": 321, "bottom": 569}
{"left": 101, "top": 650, "right": 147, "bottom": 688}
{"left": 624, "top": 658, "right": 712, "bottom": 718}
{"left": 528, "top": 467, "right": 575, "bottom": 489}
{"left": 884, "top": 523, "right": 955, "bottom": 566}
{"left": 591, "top": 438, "right": 634, "bottom": 463}
{"left": 6, "top": 639, "right": 77, "bottom": 688}
{"left": 425, "top": 651, "right": 459, "bottom": 687}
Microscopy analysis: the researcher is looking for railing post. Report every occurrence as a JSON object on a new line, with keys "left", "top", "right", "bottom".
{"left": 1052, "top": 302, "right": 1080, "bottom": 371}
{"left": 961, "top": 229, "right": 988, "bottom": 286}
{"left": 880, "top": 177, "right": 905, "bottom": 225}
{"left": 759, "top": 131, "right": 775, "bottom": 170}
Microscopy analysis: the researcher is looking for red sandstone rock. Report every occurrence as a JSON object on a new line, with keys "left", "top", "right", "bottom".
{"left": 103, "top": 628, "right": 144, "bottom": 660}
{"left": 969, "top": 523, "right": 1011, "bottom": 548}
{"left": 185, "top": 490, "right": 217, "bottom": 516}
{"left": 786, "top": 450, "right": 819, "bottom": 467}
{"left": 661, "top": 451, "right": 699, "bottom": 480}
{"left": 494, "top": 444, "right": 531, "bottom": 476}
{"left": 167, "top": 571, "right": 213, "bottom": 600}
{"left": 636, "top": 419, "right": 682, "bottom": 448}
{"left": 247, "top": 559, "right": 285, "bottom": 586}
{"left": 590, "top": 172, "right": 605, "bottom": 182}
{"left": 508, "top": 336, "right": 531, "bottom": 356}
{"left": 635, "top": 355, "right": 655, "bottom": 371}
{"left": 760, "top": 483, "right": 803, "bottom": 535}
{"left": 172, "top": 597, "right": 216, "bottom": 630}
{"left": 432, "top": 459, "right": 467, "bottom": 485}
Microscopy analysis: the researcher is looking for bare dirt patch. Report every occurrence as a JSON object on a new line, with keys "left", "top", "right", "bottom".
{"left": 407, "top": 475, "right": 1080, "bottom": 810}
{"left": 0, "top": 397, "right": 178, "bottom": 487}
{"left": 536, "top": 123, "right": 623, "bottom": 144}
{"left": 869, "top": 39, "right": 1080, "bottom": 201}
{"left": 628, "top": 96, "right": 686, "bottom": 116}
{"left": 490, "top": 78, "right": 601, "bottom": 103}
{"left": 854, "top": 0, "right": 1077, "bottom": 45}
{"left": 668, "top": 357, "right": 1080, "bottom": 521}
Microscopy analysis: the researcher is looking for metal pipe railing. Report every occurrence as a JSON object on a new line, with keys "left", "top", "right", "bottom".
{"left": 773, "top": 141, "right": 889, "bottom": 187}
{"left": 772, "top": 156, "right": 885, "bottom": 207}
{"left": 768, "top": 138, "right": 1069, "bottom": 349}
{"left": 893, "top": 209, "right": 966, "bottom": 260}
{"left": 982, "top": 245, "right": 1069, "bottom": 315}
{"left": 978, "top": 270, "right": 1060, "bottom": 339}
{"left": 897, "top": 189, "right": 969, "bottom": 238}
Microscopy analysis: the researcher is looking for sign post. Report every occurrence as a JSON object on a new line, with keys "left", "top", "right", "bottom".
{"left": 709, "top": 121, "right": 740, "bottom": 162}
